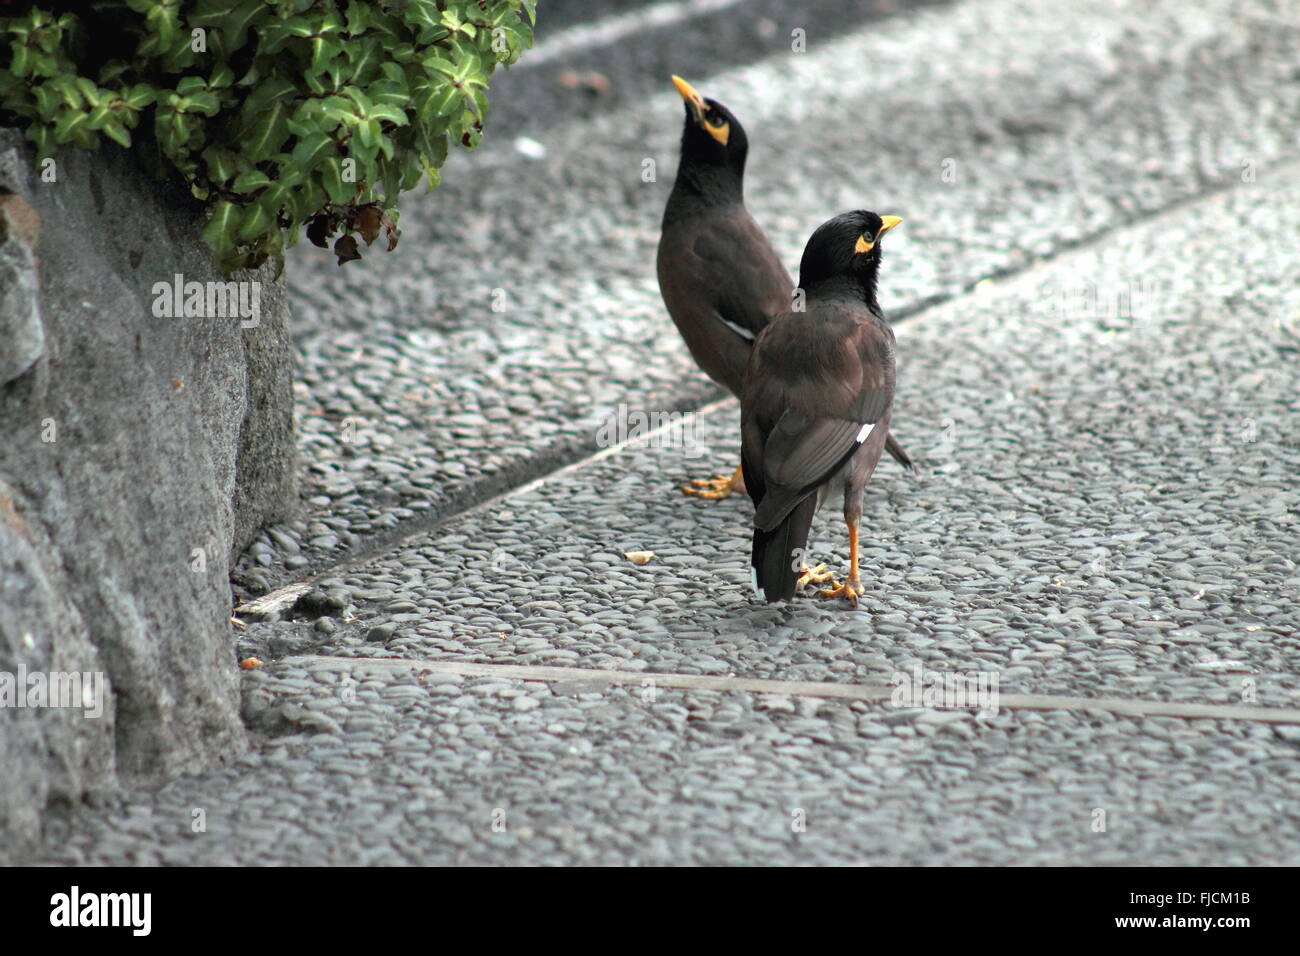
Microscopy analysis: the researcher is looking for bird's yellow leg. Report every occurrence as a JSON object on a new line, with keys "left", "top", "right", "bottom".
{"left": 682, "top": 462, "right": 745, "bottom": 499}
{"left": 816, "top": 521, "right": 862, "bottom": 607}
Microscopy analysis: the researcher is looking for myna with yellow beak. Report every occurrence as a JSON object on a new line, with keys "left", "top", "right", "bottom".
{"left": 742, "top": 210, "right": 904, "bottom": 606}
{"left": 657, "top": 77, "right": 912, "bottom": 500}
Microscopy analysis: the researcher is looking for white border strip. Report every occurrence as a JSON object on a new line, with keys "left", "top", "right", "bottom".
{"left": 280, "top": 656, "right": 1300, "bottom": 725}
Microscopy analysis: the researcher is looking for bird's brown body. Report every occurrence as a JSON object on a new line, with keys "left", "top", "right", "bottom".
{"left": 743, "top": 211, "right": 902, "bottom": 605}
{"left": 657, "top": 204, "right": 791, "bottom": 397}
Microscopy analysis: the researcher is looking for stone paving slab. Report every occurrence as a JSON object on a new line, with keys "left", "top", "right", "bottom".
{"left": 233, "top": 0, "right": 1300, "bottom": 595}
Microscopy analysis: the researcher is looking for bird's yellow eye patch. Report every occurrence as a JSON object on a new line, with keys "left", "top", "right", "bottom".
{"left": 703, "top": 118, "right": 730, "bottom": 146}
{"left": 854, "top": 235, "right": 874, "bottom": 254}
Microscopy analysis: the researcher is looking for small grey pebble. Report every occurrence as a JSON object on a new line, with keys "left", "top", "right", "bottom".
{"left": 367, "top": 624, "right": 396, "bottom": 643}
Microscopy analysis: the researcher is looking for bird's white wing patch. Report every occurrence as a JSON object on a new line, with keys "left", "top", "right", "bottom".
{"left": 855, "top": 422, "right": 875, "bottom": 443}
{"left": 714, "top": 312, "right": 756, "bottom": 341}
{"left": 751, "top": 566, "right": 764, "bottom": 597}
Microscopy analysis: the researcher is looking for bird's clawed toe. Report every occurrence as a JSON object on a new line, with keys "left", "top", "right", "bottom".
{"left": 681, "top": 463, "right": 744, "bottom": 499}
{"left": 815, "top": 578, "right": 862, "bottom": 608}
{"left": 681, "top": 474, "right": 734, "bottom": 498}
{"left": 796, "top": 563, "right": 837, "bottom": 589}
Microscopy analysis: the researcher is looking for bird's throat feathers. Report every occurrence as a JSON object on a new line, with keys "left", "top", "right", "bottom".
{"left": 800, "top": 255, "right": 883, "bottom": 315}
{"left": 669, "top": 155, "right": 745, "bottom": 209}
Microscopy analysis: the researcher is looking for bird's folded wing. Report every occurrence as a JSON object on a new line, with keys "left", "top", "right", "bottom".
{"left": 690, "top": 216, "right": 791, "bottom": 341}
{"left": 763, "top": 412, "right": 865, "bottom": 492}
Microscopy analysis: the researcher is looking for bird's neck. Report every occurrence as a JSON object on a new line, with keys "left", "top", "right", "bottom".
{"left": 803, "top": 273, "right": 882, "bottom": 316}
{"left": 668, "top": 160, "right": 744, "bottom": 212}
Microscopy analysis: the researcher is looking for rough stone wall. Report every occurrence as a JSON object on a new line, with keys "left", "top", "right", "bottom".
{"left": 0, "top": 128, "right": 297, "bottom": 857}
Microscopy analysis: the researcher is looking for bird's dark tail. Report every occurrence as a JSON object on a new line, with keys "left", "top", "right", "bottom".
{"left": 751, "top": 494, "right": 818, "bottom": 603}
{"left": 885, "top": 433, "right": 913, "bottom": 470}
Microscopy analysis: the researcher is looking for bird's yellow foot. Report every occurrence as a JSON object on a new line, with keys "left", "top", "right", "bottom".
{"left": 815, "top": 578, "right": 862, "bottom": 608}
{"left": 797, "top": 564, "right": 837, "bottom": 589}
{"left": 681, "top": 463, "right": 745, "bottom": 499}
{"left": 681, "top": 473, "right": 734, "bottom": 499}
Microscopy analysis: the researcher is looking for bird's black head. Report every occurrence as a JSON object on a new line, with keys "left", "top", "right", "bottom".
{"left": 797, "top": 210, "right": 903, "bottom": 305}
{"left": 670, "top": 75, "right": 750, "bottom": 201}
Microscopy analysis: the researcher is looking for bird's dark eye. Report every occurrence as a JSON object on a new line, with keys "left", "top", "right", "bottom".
{"left": 705, "top": 109, "right": 722, "bottom": 126}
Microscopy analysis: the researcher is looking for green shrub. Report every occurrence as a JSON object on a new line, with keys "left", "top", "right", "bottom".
{"left": 0, "top": 0, "right": 536, "bottom": 273}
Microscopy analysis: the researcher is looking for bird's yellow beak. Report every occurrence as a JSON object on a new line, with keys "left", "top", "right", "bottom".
{"left": 879, "top": 215, "right": 903, "bottom": 233}
{"left": 672, "top": 75, "right": 706, "bottom": 111}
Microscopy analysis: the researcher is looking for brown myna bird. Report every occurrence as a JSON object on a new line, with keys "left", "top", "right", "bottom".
{"left": 742, "top": 210, "right": 903, "bottom": 606}
{"left": 656, "top": 76, "right": 911, "bottom": 500}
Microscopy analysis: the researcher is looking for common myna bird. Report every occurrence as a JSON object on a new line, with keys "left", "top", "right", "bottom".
{"left": 656, "top": 76, "right": 911, "bottom": 500}
{"left": 742, "top": 210, "right": 903, "bottom": 606}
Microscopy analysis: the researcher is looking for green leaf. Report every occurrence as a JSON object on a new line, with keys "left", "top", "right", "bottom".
{"left": 421, "top": 54, "right": 457, "bottom": 79}
{"left": 202, "top": 145, "right": 240, "bottom": 183}
{"left": 318, "top": 159, "right": 351, "bottom": 204}
{"left": 240, "top": 76, "right": 297, "bottom": 115}
{"left": 342, "top": 85, "right": 373, "bottom": 114}
{"left": 311, "top": 36, "right": 342, "bottom": 75}
{"left": 413, "top": 116, "right": 449, "bottom": 166}
{"left": 186, "top": 90, "right": 221, "bottom": 116}
{"left": 403, "top": 0, "right": 443, "bottom": 39}
{"left": 368, "top": 103, "right": 408, "bottom": 126}
{"left": 29, "top": 49, "right": 61, "bottom": 80}
{"left": 84, "top": 104, "right": 112, "bottom": 131}
{"left": 412, "top": 73, "right": 458, "bottom": 119}
{"left": 344, "top": 35, "right": 382, "bottom": 83}
{"left": 422, "top": 160, "right": 441, "bottom": 193}
{"left": 400, "top": 150, "right": 424, "bottom": 191}
{"left": 292, "top": 180, "right": 327, "bottom": 223}
{"left": 203, "top": 199, "right": 240, "bottom": 256}
{"left": 232, "top": 170, "right": 273, "bottom": 192}
{"left": 286, "top": 101, "right": 322, "bottom": 137}
{"left": 345, "top": 0, "right": 371, "bottom": 35}
{"left": 176, "top": 76, "right": 209, "bottom": 97}
{"left": 208, "top": 64, "right": 236, "bottom": 88}
{"left": 191, "top": 0, "right": 264, "bottom": 54}
{"left": 101, "top": 120, "right": 132, "bottom": 148}
{"left": 240, "top": 94, "right": 294, "bottom": 160}
{"left": 123, "top": 83, "right": 156, "bottom": 110}
{"left": 290, "top": 131, "right": 335, "bottom": 170}
{"left": 258, "top": 182, "right": 292, "bottom": 220}
{"left": 357, "top": 117, "right": 380, "bottom": 148}
{"left": 50, "top": 75, "right": 84, "bottom": 109}
{"left": 31, "top": 84, "right": 62, "bottom": 120}
{"left": 53, "top": 107, "right": 89, "bottom": 143}
{"left": 10, "top": 40, "right": 31, "bottom": 78}
{"left": 368, "top": 80, "right": 409, "bottom": 112}
{"left": 441, "top": 10, "right": 475, "bottom": 38}
{"left": 237, "top": 201, "right": 273, "bottom": 240}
